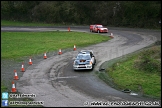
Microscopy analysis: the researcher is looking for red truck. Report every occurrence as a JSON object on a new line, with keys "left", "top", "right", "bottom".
{"left": 90, "top": 24, "right": 108, "bottom": 33}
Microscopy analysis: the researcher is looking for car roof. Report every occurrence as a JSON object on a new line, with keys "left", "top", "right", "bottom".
{"left": 79, "top": 50, "right": 93, "bottom": 54}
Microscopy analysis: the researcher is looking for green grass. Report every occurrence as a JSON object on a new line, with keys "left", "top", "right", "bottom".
{"left": 1, "top": 31, "right": 109, "bottom": 59}
{"left": 97, "top": 46, "right": 161, "bottom": 99}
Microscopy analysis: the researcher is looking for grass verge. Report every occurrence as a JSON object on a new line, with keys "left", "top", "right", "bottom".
{"left": 1, "top": 31, "right": 109, "bottom": 59}
{"left": 96, "top": 45, "right": 161, "bottom": 99}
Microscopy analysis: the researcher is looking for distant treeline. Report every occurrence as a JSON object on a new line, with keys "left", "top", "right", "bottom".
{"left": 1, "top": 1, "right": 161, "bottom": 28}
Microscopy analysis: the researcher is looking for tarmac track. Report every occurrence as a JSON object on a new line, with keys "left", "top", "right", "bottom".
{"left": 1, "top": 26, "right": 161, "bottom": 107}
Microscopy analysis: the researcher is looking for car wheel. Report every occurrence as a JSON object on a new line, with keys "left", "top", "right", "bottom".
{"left": 97, "top": 30, "right": 100, "bottom": 33}
{"left": 91, "top": 65, "right": 94, "bottom": 71}
{"left": 94, "top": 59, "right": 96, "bottom": 65}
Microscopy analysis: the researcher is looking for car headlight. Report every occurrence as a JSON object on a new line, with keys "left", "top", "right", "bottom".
{"left": 74, "top": 61, "right": 79, "bottom": 65}
{"left": 89, "top": 61, "right": 92, "bottom": 65}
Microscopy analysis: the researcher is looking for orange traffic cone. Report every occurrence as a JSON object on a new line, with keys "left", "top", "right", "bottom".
{"left": 21, "top": 62, "right": 25, "bottom": 72}
{"left": 13, "top": 70, "right": 19, "bottom": 80}
{"left": 29, "top": 57, "right": 32, "bottom": 65}
{"left": 110, "top": 33, "right": 114, "bottom": 38}
{"left": 73, "top": 44, "right": 76, "bottom": 51}
{"left": 11, "top": 81, "right": 17, "bottom": 93}
{"left": 58, "top": 49, "right": 62, "bottom": 55}
{"left": 44, "top": 52, "right": 47, "bottom": 59}
{"left": 68, "top": 27, "right": 70, "bottom": 32}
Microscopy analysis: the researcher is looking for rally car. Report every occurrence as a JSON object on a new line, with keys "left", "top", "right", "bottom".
{"left": 73, "top": 50, "right": 96, "bottom": 71}
{"left": 90, "top": 24, "right": 108, "bottom": 33}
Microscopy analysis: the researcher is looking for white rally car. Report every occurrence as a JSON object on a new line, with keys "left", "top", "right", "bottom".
{"left": 73, "top": 50, "right": 96, "bottom": 71}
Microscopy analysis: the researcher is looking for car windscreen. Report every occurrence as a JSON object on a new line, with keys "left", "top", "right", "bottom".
{"left": 76, "top": 54, "right": 91, "bottom": 60}
{"left": 97, "top": 25, "right": 103, "bottom": 28}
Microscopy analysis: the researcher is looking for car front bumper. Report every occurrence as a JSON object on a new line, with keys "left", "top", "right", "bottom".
{"left": 100, "top": 30, "right": 108, "bottom": 33}
{"left": 73, "top": 64, "right": 93, "bottom": 70}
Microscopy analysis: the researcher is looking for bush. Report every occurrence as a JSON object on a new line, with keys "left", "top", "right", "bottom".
{"left": 134, "top": 46, "right": 161, "bottom": 75}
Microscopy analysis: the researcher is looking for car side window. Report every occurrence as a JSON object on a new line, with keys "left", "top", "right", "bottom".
{"left": 90, "top": 52, "right": 93, "bottom": 58}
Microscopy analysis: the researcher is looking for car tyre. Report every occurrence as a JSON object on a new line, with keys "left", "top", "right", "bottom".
{"left": 91, "top": 65, "right": 94, "bottom": 71}
{"left": 97, "top": 30, "right": 100, "bottom": 33}
{"left": 94, "top": 59, "right": 96, "bottom": 65}
{"left": 74, "top": 69, "right": 77, "bottom": 72}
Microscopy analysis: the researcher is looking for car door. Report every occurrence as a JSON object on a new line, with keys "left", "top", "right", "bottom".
{"left": 95, "top": 25, "right": 98, "bottom": 32}
{"left": 92, "top": 25, "right": 95, "bottom": 32}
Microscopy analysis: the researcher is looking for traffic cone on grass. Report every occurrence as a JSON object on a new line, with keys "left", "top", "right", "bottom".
{"left": 13, "top": 70, "right": 19, "bottom": 80}
{"left": 29, "top": 57, "right": 32, "bottom": 65}
{"left": 44, "top": 52, "right": 47, "bottom": 59}
{"left": 21, "top": 62, "right": 25, "bottom": 72}
{"left": 11, "top": 81, "right": 17, "bottom": 93}
{"left": 58, "top": 49, "right": 62, "bottom": 55}
{"left": 73, "top": 44, "right": 76, "bottom": 51}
